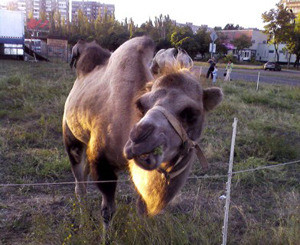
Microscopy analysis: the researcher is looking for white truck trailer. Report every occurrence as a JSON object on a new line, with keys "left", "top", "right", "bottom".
{"left": 0, "top": 9, "right": 24, "bottom": 59}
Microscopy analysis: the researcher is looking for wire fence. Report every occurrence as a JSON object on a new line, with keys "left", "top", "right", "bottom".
{"left": 1, "top": 117, "right": 299, "bottom": 244}
{"left": 0, "top": 159, "right": 299, "bottom": 188}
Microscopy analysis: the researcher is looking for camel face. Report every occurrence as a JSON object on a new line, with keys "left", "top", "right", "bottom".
{"left": 124, "top": 105, "right": 182, "bottom": 170}
{"left": 124, "top": 70, "right": 218, "bottom": 171}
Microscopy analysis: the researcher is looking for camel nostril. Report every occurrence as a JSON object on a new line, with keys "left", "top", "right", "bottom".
{"left": 131, "top": 123, "right": 155, "bottom": 143}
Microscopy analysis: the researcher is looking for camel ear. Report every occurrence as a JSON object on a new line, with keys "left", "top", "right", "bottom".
{"left": 203, "top": 87, "right": 223, "bottom": 111}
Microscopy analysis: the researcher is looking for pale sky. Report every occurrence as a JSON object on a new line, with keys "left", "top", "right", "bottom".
{"left": 104, "top": 0, "right": 280, "bottom": 29}
{"left": 1, "top": 0, "right": 280, "bottom": 29}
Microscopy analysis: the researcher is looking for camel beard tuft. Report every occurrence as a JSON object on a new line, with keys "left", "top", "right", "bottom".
{"left": 129, "top": 160, "right": 168, "bottom": 216}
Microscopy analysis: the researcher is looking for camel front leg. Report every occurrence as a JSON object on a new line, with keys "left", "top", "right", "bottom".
{"left": 88, "top": 147, "right": 118, "bottom": 230}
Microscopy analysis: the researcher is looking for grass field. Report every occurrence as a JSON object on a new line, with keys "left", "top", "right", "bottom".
{"left": 0, "top": 60, "right": 299, "bottom": 245}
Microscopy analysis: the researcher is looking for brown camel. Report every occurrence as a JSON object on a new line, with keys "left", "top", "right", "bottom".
{"left": 69, "top": 39, "right": 108, "bottom": 69}
{"left": 150, "top": 48, "right": 193, "bottom": 75}
{"left": 63, "top": 36, "right": 223, "bottom": 229}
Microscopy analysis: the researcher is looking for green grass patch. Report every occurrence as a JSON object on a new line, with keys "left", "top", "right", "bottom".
{"left": 0, "top": 60, "right": 299, "bottom": 244}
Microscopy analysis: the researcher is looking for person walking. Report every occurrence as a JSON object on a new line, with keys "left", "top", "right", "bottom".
{"left": 224, "top": 60, "right": 233, "bottom": 81}
{"left": 206, "top": 58, "right": 215, "bottom": 79}
{"left": 212, "top": 65, "right": 218, "bottom": 83}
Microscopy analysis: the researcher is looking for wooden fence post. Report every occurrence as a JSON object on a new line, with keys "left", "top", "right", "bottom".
{"left": 199, "top": 66, "right": 203, "bottom": 80}
{"left": 256, "top": 72, "right": 260, "bottom": 91}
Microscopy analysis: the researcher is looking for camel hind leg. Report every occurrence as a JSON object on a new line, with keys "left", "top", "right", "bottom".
{"left": 63, "top": 122, "right": 88, "bottom": 200}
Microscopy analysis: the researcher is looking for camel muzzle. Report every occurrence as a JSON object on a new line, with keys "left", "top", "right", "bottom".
{"left": 154, "top": 106, "right": 208, "bottom": 178}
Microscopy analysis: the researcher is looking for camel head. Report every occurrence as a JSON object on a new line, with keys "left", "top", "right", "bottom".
{"left": 124, "top": 70, "right": 223, "bottom": 171}
{"left": 150, "top": 48, "right": 193, "bottom": 75}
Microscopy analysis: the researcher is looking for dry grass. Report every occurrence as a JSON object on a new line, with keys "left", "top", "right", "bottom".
{"left": 0, "top": 60, "right": 299, "bottom": 244}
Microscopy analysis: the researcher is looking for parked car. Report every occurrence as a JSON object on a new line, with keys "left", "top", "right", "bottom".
{"left": 263, "top": 62, "right": 281, "bottom": 71}
{"left": 242, "top": 56, "right": 251, "bottom": 62}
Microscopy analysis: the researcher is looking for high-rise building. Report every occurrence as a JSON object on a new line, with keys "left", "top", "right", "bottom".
{"left": 17, "top": 0, "right": 46, "bottom": 19}
{"left": 281, "top": 0, "right": 300, "bottom": 15}
{"left": 45, "top": 0, "right": 56, "bottom": 15}
{"left": 71, "top": 1, "right": 115, "bottom": 22}
{"left": 2, "top": 1, "right": 114, "bottom": 23}
{"left": 55, "top": 0, "right": 69, "bottom": 20}
{"left": 14, "top": 0, "right": 69, "bottom": 21}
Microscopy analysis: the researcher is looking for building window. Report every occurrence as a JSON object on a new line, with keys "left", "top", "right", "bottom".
{"left": 269, "top": 50, "right": 274, "bottom": 53}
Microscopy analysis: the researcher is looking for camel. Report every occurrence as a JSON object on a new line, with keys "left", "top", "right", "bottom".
{"left": 69, "top": 39, "right": 104, "bottom": 69}
{"left": 63, "top": 36, "right": 223, "bottom": 229}
{"left": 150, "top": 48, "right": 193, "bottom": 75}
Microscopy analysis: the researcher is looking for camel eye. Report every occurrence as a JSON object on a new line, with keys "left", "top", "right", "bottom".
{"left": 179, "top": 107, "right": 198, "bottom": 124}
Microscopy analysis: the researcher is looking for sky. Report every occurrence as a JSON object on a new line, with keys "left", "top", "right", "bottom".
{"left": 1, "top": 0, "right": 280, "bottom": 29}
{"left": 104, "top": 0, "right": 280, "bottom": 29}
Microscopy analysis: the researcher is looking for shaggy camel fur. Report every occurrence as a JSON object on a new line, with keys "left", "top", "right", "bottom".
{"left": 63, "top": 36, "right": 223, "bottom": 228}
{"left": 150, "top": 48, "right": 193, "bottom": 75}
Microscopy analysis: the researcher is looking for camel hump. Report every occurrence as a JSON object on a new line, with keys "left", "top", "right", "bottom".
{"left": 113, "top": 36, "right": 155, "bottom": 64}
{"left": 76, "top": 43, "right": 111, "bottom": 76}
{"left": 77, "top": 39, "right": 86, "bottom": 44}
{"left": 135, "top": 36, "right": 155, "bottom": 54}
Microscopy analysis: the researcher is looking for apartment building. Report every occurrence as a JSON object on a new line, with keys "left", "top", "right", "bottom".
{"left": 14, "top": 0, "right": 69, "bottom": 20}
{"left": 17, "top": 0, "right": 45, "bottom": 19}
{"left": 71, "top": 1, "right": 115, "bottom": 22}
{"left": 281, "top": 0, "right": 300, "bottom": 15}
{"left": 54, "top": 0, "right": 69, "bottom": 21}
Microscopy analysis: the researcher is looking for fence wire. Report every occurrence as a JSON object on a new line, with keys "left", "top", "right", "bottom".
{"left": 0, "top": 159, "right": 299, "bottom": 188}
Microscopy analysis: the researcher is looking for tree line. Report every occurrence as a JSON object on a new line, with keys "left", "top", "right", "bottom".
{"left": 40, "top": 9, "right": 231, "bottom": 59}
{"left": 24, "top": 3, "right": 300, "bottom": 65}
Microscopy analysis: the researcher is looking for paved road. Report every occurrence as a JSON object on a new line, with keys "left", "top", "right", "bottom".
{"left": 198, "top": 66, "right": 300, "bottom": 86}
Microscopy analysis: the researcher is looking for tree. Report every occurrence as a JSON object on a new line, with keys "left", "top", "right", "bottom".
{"left": 170, "top": 31, "right": 189, "bottom": 48}
{"left": 129, "top": 18, "right": 134, "bottom": 39}
{"left": 214, "top": 26, "right": 222, "bottom": 31}
{"left": 28, "top": 11, "right": 33, "bottom": 20}
{"left": 54, "top": 10, "right": 62, "bottom": 34}
{"left": 61, "top": 17, "right": 67, "bottom": 36}
{"left": 39, "top": 11, "right": 47, "bottom": 21}
{"left": 48, "top": 10, "right": 56, "bottom": 33}
{"left": 137, "top": 15, "right": 175, "bottom": 50}
{"left": 215, "top": 32, "right": 228, "bottom": 56}
{"left": 224, "top": 24, "right": 243, "bottom": 30}
{"left": 293, "top": 14, "right": 300, "bottom": 67}
{"left": 286, "top": 13, "right": 300, "bottom": 67}
{"left": 231, "top": 34, "right": 252, "bottom": 60}
{"left": 77, "top": 9, "right": 86, "bottom": 36}
{"left": 170, "top": 26, "right": 193, "bottom": 48}
{"left": 262, "top": 4, "right": 295, "bottom": 62}
{"left": 194, "top": 26, "right": 210, "bottom": 58}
